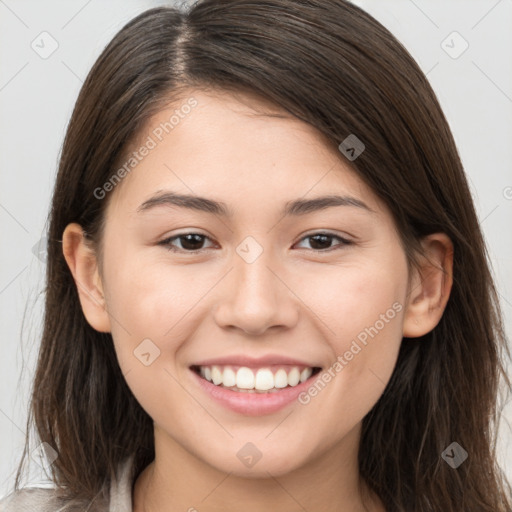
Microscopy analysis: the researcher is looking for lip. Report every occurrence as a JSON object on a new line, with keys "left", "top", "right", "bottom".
{"left": 190, "top": 366, "right": 321, "bottom": 416}
{"left": 191, "top": 354, "right": 319, "bottom": 369}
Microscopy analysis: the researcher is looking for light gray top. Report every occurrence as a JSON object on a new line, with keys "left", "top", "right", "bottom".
{"left": 0, "top": 456, "right": 135, "bottom": 512}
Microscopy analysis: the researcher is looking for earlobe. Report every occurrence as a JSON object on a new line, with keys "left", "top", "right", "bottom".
{"left": 402, "top": 233, "right": 454, "bottom": 338}
{"left": 62, "top": 223, "right": 111, "bottom": 333}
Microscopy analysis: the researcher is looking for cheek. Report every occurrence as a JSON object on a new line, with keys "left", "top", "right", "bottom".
{"left": 336, "top": 267, "right": 404, "bottom": 357}
{"left": 295, "top": 253, "right": 406, "bottom": 351}
{"left": 102, "top": 255, "right": 204, "bottom": 420}
{"left": 103, "top": 246, "right": 203, "bottom": 332}
{"left": 294, "top": 252, "right": 406, "bottom": 420}
{"left": 103, "top": 248, "right": 227, "bottom": 379}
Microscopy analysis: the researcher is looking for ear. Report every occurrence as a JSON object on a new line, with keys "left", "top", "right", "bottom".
{"left": 62, "top": 223, "right": 111, "bottom": 333}
{"left": 402, "top": 233, "right": 454, "bottom": 338}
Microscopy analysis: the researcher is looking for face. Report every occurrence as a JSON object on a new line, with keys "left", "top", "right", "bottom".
{"left": 72, "top": 89, "right": 417, "bottom": 477}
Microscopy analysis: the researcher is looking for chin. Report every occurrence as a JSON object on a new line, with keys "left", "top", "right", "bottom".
{"left": 199, "top": 445, "right": 311, "bottom": 478}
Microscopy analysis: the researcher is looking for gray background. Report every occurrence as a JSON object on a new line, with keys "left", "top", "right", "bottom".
{"left": 1, "top": 0, "right": 511, "bottom": 496}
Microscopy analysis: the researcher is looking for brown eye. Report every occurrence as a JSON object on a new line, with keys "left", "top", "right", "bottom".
{"left": 159, "top": 233, "right": 215, "bottom": 252}
{"left": 158, "top": 231, "right": 352, "bottom": 254}
{"left": 294, "top": 232, "right": 352, "bottom": 252}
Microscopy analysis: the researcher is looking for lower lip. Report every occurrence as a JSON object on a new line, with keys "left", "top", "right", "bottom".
{"left": 190, "top": 369, "right": 318, "bottom": 416}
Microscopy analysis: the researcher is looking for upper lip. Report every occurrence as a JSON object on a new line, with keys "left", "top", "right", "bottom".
{"left": 191, "top": 354, "right": 321, "bottom": 369}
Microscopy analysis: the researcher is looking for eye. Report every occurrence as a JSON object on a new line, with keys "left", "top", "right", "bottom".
{"left": 294, "top": 232, "right": 352, "bottom": 252}
{"left": 158, "top": 231, "right": 352, "bottom": 253}
{"left": 159, "top": 233, "right": 216, "bottom": 252}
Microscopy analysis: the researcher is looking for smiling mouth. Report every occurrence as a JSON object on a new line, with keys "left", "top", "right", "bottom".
{"left": 190, "top": 365, "right": 322, "bottom": 393}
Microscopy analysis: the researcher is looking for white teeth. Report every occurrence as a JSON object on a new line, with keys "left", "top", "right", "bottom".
{"left": 255, "top": 368, "right": 274, "bottom": 391}
{"left": 222, "top": 367, "right": 236, "bottom": 387}
{"left": 287, "top": 367, "right": 300, "bottom": 387}
{"left": 274, "top": 369, "right": 288, "bottom": 388}
{"left": 300, "top": 367, "right": 312, "bottom": 383}
{"left": 197, "top": 365, "right": 316, "bottom": 391}
{"left": 236, "top": 367, "right": 255, "bottom": 389}
{"left": 211, "top": 366, "right": 223, "bottom": 385}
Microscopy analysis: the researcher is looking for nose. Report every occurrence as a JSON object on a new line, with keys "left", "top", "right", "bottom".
{"left": 212, "top": 250, "right": 299, "bottom": 336}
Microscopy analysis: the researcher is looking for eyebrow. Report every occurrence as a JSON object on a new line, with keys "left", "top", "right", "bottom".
{"left": 136, "top": 191, "right": 375, "bottom": 217}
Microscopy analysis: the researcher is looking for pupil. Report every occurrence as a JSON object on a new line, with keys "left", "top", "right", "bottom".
{"left": 310, "top": 234, "right": 331, "bottom": 250}
{"left": 177, "top": 234, "right": 333, "bottom": 251}
{"left": 181, "top": 234, "right": 203, "bottom": 250}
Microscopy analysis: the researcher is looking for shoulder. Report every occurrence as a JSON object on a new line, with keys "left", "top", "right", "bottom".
{"left": 0, "top": 486, "right": 109, "bottom": 512}
{"left": 0, "top": 456, "right": 135, "bottom": 512}
{"left": 0, "top": 486, "right": 63, "bottom": 511}
{"left": 0, "top": 486, "right": 114, "bottom": 512}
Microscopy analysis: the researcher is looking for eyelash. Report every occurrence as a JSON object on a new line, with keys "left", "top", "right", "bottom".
{"left": 158, "top": 231, "right": 353, "bottom": 254}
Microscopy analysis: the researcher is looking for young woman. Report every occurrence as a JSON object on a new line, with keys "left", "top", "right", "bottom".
{"left": 1, "top": 1, "right": 511, "bottom": 511}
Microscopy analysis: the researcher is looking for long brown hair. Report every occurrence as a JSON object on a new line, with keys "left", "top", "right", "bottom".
{"left": 10, "top": 1, "right": 512, "bottom": 510}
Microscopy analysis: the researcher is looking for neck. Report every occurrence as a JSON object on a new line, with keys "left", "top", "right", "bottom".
{"left": 133, "top": 424, "right": 384, "bottom": 512}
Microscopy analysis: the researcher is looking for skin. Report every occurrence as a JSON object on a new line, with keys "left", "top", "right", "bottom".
{"left": 63, "top": 89, "right": 453, "bottom": 512}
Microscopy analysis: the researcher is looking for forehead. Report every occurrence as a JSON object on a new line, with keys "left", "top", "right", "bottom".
{"left": 104, "top": 88, "right": 385, "bottom": 220}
